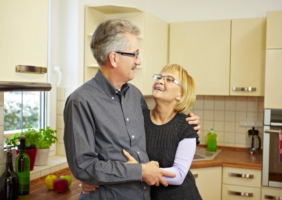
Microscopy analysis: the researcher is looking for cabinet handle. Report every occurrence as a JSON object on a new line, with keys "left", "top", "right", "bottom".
{"left": 15, "top": 65, "right": 47, "bottom": 74}
{"left": 265, "top": 130, "right": 280, "bottom": 134}
{"left": 232, "top": 87, "right": 256, "bottom": 92}
{"left": 228, "top": 172, "right": 254, "bottom": 179}
{"left": 193, "top": 174, "right": 198, "bottom": 179}
{"left": 265, "top": 195, "right": 282, "bottom": 199}
{"left": 228, "top": 190, "right": 253, "bottom": 197}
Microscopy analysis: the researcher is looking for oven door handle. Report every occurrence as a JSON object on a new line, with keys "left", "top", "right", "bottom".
{"left": 264, "top": 129, "right": 281, "bottom": 134}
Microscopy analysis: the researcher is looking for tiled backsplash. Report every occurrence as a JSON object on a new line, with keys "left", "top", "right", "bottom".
{"left": 144, "top": 95, "right": 264, "bottom": 148}
{"left": 0, "top": 92, "right": 4, "bottom": 175}
{"left": 56, "top": 87, "right": 77, "bottom": 156}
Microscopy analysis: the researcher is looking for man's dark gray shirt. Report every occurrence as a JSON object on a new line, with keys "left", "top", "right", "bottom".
{"left": 63, "top": 69, "right": 150, "bottom": 200}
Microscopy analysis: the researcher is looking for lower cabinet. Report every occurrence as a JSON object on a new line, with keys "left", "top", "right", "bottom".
{"left": 190, "top": 167, "right": 222, "bottom": 200}
{"left": 261, "top": 187, "right": 282, "bottom": 200}
{"left": 222, "top": 184, "right": 261, "bottom": 200}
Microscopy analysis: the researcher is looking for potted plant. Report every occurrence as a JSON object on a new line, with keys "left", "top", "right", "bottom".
{"left": 35, "top": 126, "right": 58, "bottom": 166}
{"left": 5, "top": 126, "right": 40, "bottom": 171}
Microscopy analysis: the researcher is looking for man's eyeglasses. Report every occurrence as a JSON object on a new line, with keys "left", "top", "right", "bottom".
{"left": 115, "top": 51, "right": 139, "bottom": 58}
{"left": 152, "top": 74, "right": 182, "bottom": 87}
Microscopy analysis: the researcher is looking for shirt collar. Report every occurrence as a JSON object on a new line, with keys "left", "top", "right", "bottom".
{"left": 94, "top": 69, "right": 129, "bottom": 98}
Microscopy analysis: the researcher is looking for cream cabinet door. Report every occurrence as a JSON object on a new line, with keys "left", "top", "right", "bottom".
{"left": 169, "top": 20, "right": 231, "bottom": 95}
{"left": 0, "top": 0, "right": 48, "bottom": 82}
{"left": 261, "top": 187, "right": 282, "bottom": 200}
{"left": 230, "top": 18, "right": 266, "bottom": 96}
{"left": 190, "top": 167, "right": 222, "bottom": 200}
{"left": 143, "top": 12, "right": 168, "bottom": 96}
{"left": 266, "top": 10, "right": 282, "bottom": 49}
{"left": 222, "top": 184, "right": 261, "bottom": 200}
{"left": 265, "top": 50, "right": 282, "bottom": 109}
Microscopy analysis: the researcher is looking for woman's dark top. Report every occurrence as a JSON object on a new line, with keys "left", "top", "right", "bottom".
{"left": 143, "top": 109, "right": 202, "bottom": 200}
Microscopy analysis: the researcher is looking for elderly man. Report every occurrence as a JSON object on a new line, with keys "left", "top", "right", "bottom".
{"left": 64, "top": 17, "right": 200, "bottom": 200}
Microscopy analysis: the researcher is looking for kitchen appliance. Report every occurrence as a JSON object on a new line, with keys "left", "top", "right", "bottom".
{"left": 248, "top": 127, "right": 261, "bottom": 154}
{"left": 262, "top": 109, "right": 282, "bottom": 188}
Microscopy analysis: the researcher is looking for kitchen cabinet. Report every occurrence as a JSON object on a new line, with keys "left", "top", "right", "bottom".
{"left": 266, "top": 10, "right": 282, "bottom": 49}
{"left": 190, "top": 167, "right": 222, "bottom": 200}
{"left": 169, "top": 18, "right": 266, "bottom": 96}
{"left": 261, "top": 187, "right": 282, "bottom": 200}
{"left": 169, "top": 20, "right": 231, "bottom": 96}
{"left": 84, "top": 4, "right": 168, "bottom": 94}
{"left": 0, "top": 0, "right": 48, "bottom": 83}
{"left": 222, "top": 167, "right": 261, "bottom": 199}
{"left": 264, "top": 50, "right": 282, "bottom": 109}
{"left": 230, "top": 18, "right": 266, "bottom": 96}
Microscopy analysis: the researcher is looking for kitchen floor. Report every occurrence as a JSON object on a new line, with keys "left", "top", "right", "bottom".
{"left": 18, "top": 168, "right": 81, "bottom": 200}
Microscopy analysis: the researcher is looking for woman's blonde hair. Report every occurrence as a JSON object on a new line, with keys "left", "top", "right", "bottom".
{"left": 161, "top": 64, "right": 196, "bottom": 113}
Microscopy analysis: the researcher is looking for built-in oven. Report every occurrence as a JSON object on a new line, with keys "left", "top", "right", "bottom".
{"left": 262, "top": 109, "right": 282, "bottom": 188}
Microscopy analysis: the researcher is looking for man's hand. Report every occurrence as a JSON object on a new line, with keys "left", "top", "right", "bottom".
{"left": 141, "top": 161, "right": 175, "bottom": 187}
{"left": 186, "top": 113, "right": 201, "bottom": 135}
{"left": 81, "top": 181, "right": 99, "bottom": 195}
{"left": 123, "top": 149, "right": 138, "bottom": 164}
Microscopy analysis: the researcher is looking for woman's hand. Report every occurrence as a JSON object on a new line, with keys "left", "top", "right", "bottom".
{"left": 81, "top": 181, "right": 99, "bottom": 195}
{"left": 186, "top": 113, "right": 201, "bottom": 135}
{"left": 123, "top": 149, "right": 138, "bottom": 164}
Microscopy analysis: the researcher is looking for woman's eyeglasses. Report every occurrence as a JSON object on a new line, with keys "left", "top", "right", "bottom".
{"left": 152, "top": 74, "right": 182, "bottom": 87}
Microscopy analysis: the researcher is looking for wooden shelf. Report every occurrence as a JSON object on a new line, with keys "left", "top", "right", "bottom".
{"left": 88, "top": 5, "right": 142, "bottom": 14}
{"left": 87, "top": 64, "right": 99, "bottom": 68}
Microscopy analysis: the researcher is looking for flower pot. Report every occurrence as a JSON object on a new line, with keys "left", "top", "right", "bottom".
{"left": 35, "top": 148, "right": 50, "bottom": 166}
{"left": 16, "top": 148, "right": 37, "bottom": 171}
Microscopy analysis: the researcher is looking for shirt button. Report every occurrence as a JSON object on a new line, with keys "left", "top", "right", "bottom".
{"left": 112, "top": 97, "right": 114, "bottom": 99}
{"left": 127, "top": 118, "right": 129, "bottom": 121}
{"left": 116, "top": 91, "right": 118, "bottom": 93}
{"left": 144, "top": 186, "right": 146, "bottom": 190}
{"left": 137, "top": 151, "right": 140, "bottom": 154}
{"left": 132, "top": 135, "right": 135, "bottom": 139}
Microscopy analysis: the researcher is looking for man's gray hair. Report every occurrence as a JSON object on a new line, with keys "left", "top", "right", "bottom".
{"left": 90, "top": 17, "right": 140, "bottom": 66}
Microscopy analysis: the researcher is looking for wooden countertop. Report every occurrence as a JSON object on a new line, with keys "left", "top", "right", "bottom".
{"left": 19, "top": 147, "right": 262, "bottom": 199}
{"left": 191, "top": 146, "right": 262, "bottom": 170}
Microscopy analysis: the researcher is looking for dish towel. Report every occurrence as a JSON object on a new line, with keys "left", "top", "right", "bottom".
{"left": 280, "top": 130, "right": 282, "bottom": 162}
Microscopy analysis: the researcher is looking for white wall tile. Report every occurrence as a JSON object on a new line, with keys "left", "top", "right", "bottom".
{"left": 224, "top": 133, "right": 235, "bottom": 143}
{"left": 57, "top": 101, "right": 65, "bottom": 115}
{"left": 57, "top": 87, "right": 65, "bottom": 101}
{"left": 57, "top": 129, "right": 64, "bottom": 143}
{"left": 235, "top": 133, "right": 247, "bottom": 144}
{"left": 225, "top": 122, "right": 236, "bottom": 132}
{"left": 194, "top": 99, "right": 204, "bottom": 110}
{"left": 0, "top": 106, "right": 3, "bottom": 126}
{"left": 215, "top": 131, "right": 223, "bottom": 142}
{"left": 65, "top": 87, "right": 76, "bottom": 100}
{"left": 214, "top": 121, "right": 224, "bottom": 132}
{"left": 215, "top": 100, "right": 225, "bottom": 110}
{"left": 0, "top": 93, "right": 4, "bottom": 106}
{"left": 259, "top": 97, "right": 264, "bottom": 102}
{"left": 247, "top": 101, "right": 258, "bottom": 112}
{"left": 247, "top": 112, "right": 258, "bottom": 120}
{"left": 236, "top": 122, "right": 247, "bottom": 133}
{"left": 214, "top": 111, "right": 224, "bottom": 121}
{"left": 56, "top": 115, "right": 64, "bottom": 129}
{"left": 203, "top": 121, "right": 214, "bottom": 131}
{"left": 248, "top": 97, "right": 259, "bottom": 101}
{"left": 236, "top": 111, "right": 247, "bottom": 122}
{"left": 56, "top": 142, "right": 66, "bottom": 156}
{"left": 259, "top": 102, "right": 264, "bottom": 112}
{"left": 225, "top": 111, "right": 236, "bottom": 122}
{"left": 236, "top": 101, "right": 247, "bottom": 111}
{"left": 225, "top": 99, "right": 236, "bottom": 111}
{"left": 235, "top": 143, "right": 247, "bottom": 148}
{"left": 0, "top": 126, "right": 3, "bottom": 146}
{"left": 51, "top": 165, "right": 61, "bottom": 173}
{"left": 236, "top": 96, "right": 247, "bottom": 101}
{"left": 41, "top": 168, "right": 51, "bottom": 176}
{"left": 204, "top": 110, "right": 214, "bottom": 120}
{"left": 193, "top": 110, "right": 204, "bottom": 121}
{"left": 0, "top": 164, "right": 4, "bottom": 175}
{"left": 204, "top": 99, "right": 214, "bottom": 110}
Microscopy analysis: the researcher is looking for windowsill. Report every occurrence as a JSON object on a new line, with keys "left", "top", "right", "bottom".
{"left": 30, "top": 155, "right": 68, "bottom": 180}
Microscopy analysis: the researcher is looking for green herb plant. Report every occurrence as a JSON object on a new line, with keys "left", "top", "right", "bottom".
{"left": 5, "top": 126, "right": 40, "bottom": 148}
{"left": 37, "top": 126, "right": 58, "bottom": 149}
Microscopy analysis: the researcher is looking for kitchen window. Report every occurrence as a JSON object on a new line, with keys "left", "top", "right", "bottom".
{"left": 4, "top": 91, "right": 46, "bottom": 137}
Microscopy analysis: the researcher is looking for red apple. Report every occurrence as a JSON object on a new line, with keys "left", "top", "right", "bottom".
{"left": 53, "top": 178, "right": 68, "bottom": 192}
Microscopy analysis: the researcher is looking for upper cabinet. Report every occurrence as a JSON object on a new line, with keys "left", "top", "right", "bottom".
{"left": 169, "top": 20, "right": 231, "bottom": 96}
{"left": 266, "top": 10, "right": 282, "bottom": 49}
{"left": 84, "top": 5, "right": 168, "bottom": 94}
{"left": 230, "top": 18, "right": 266, "bottom": 96}
{"left": 0, "top": 0, "right": 48, "bottom": 83}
